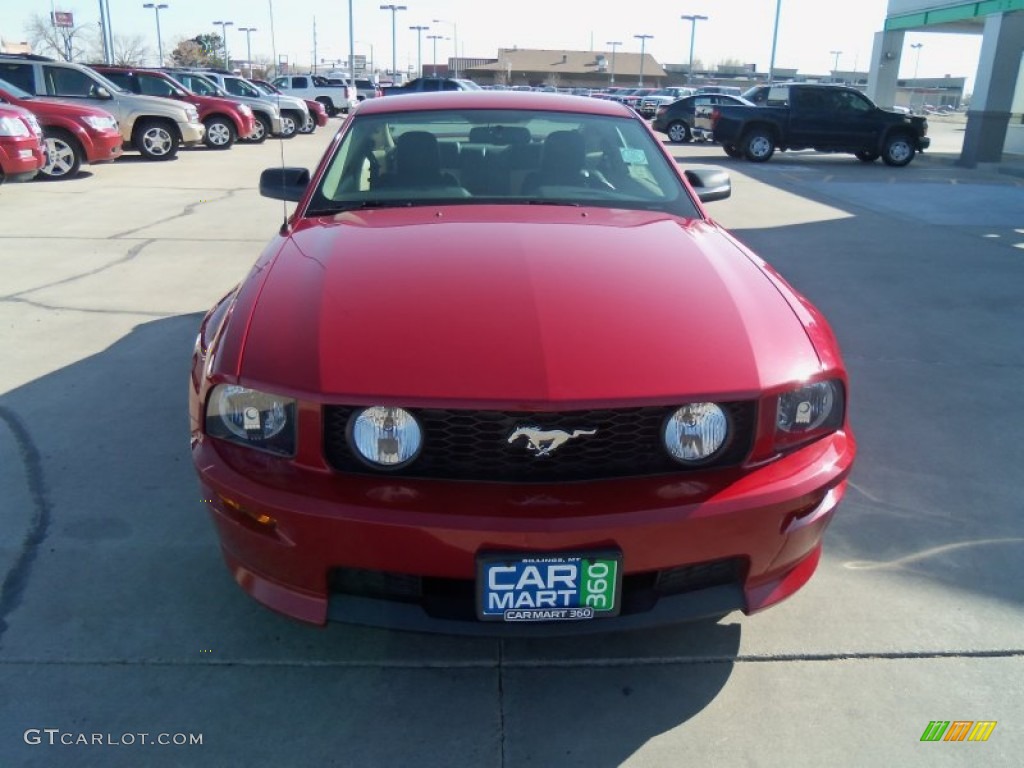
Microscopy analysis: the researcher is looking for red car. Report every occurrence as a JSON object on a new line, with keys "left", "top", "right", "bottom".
{"left": 90, "top": 66, "right": 256, "bottom": 149}
{"left": 190, "top": 92, "right": 855, "bottom": 633}
{"left": 0, "top": 102, "right": 46, "bottom": 183}
{"left": 0, "top": 76, "right": 121, "bottom": 180}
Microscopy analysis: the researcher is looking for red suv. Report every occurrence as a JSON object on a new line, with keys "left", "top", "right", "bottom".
{"left": 90, "top": 66, "right": 256, "bottom": 149}
{"left": 0, "top": 76, "right": 121, "bottom": 180}
{"left": 0, "top": 103, "right": 46, "bottom": 183}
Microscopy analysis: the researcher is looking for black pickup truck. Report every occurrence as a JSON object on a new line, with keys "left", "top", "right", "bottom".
{"left": 705, "top": 83, "right": 930, "bottom": 166}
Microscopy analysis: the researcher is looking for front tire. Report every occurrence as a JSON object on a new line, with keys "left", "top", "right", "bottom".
{"left": 882, "top": 134, "right": 915, "bottom": 167}
{"left": 134, "top": 119, "right": 178, "bottom": 161}
{"left": 743, "top": 128, "right": 775, "bottom": 162}
{"left": 38, "top": 128, "right": 82, "bottom": 180}
{"left": 247, "top": 113, "right": 270, "bottom": 144}
{"left": 279, "top": 111, "right": 300, "bottom": 139}
{"left": 666, "top": 120, "right": 691, "bottom": 144}
{"left": 298, "top": 112, "right": 316, "bottom": 134}
{"left": 203, "top": 115, "right": 236, "bottom": 149}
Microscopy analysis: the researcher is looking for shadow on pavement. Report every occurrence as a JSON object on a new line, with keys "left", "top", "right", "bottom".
{"left": 0, "top": 312, "right": 739, "bottom": 765}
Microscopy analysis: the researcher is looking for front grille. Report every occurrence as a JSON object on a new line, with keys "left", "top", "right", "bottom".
{"left": 329, "top": 558, "right": 746, "bottom": 622}
{"left": 323, "top": 403, "right": 756, "bottom": 482}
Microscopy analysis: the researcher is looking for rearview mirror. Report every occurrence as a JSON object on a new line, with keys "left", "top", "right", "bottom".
{"left": 260, "top": 167, "right": 310, "bottom": 202}
{"left": 685, "top": 168, "right": 731, "bottom": 203}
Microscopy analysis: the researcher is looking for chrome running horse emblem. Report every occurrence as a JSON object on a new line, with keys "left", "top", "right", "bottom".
{"left": 507, "top": 426, "right": 597, "bottom": 457}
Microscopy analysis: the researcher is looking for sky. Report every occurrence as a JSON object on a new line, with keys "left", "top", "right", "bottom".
{"left": 0, "top": 0, "right": 983, "bottom": 91}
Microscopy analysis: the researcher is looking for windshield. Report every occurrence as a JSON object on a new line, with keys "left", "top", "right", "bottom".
{"left": 88, "top": 69, "right": 131, "bottom": 95}
{"left": 307, "top": 107, "right": 699, "bottom": 218}
{"left": 0, "top": 76, "right": 32, "bottom": 99}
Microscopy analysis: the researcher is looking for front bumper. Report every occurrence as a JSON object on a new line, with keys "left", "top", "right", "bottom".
{"left": 179, "top": 120, "right": 205, "bottom": 146}
{"left": 83, "top": 131, "right": 123, "bottom": 164}
{"left": 193, "top": 429, "right": 854, "bottom": 633}
{"left": 0, "top": 139, "right": 46, "bottom": 181}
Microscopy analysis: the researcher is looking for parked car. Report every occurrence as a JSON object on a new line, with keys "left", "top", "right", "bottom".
{"left": 379, "top": 77, "right": 481, "bottom": 95}
{"left": 708, "top": 83, "right": 930, "bottom": 165}
{"left": 270, "top": 74, "right": 357, "bottom": 116}
{"left": 652, "top": 93, "right": 755, "bottom": 143}
{"left": 638, "top": 87, "right": 697, "bottom": 118}
{"left": 90, "top": 66, "right": 256, "bottom": 150}
{"left": 0, "top": 102, "right": 46, "bottom": 183}
{"left": 0, "top": 53, "right": 203, "bottom": 161}
{"left": 0, "top": 76, "right": 121, "bottom": 180}
{"left": 250, "top": 79, "right": 329, "bottom": 134}
{"left": 176, "top": 70, "right": 307, "bottom": 138}
{"left": 353, "top": 78, "right": 382, "bottom": 102}
{"left": 190, "top": 91, "right": 855, "bottom": 632}
{"left": 163, "top": 69, "right": 282, "bottom": 143}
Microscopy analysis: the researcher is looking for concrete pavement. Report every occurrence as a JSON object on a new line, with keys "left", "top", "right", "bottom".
{"left": 1, "top": 124, "right": 1021, "bottom": 766}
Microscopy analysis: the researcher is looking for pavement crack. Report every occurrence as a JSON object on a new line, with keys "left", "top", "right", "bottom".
{"left": 0, "top": 407, "right": 52, "bottom": 644}
{"left": 111, "top": 188, "right": 245, "bottom": 239}
{"left": 0, "top": 239, "right": 155, "bottom": 301}
{"left": 0, "top": 296, "right": 175, "bottom": 318}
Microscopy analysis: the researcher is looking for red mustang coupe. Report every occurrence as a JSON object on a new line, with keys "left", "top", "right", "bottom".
{"left": 190, "top": 91, "right": 855, "bottom": 634}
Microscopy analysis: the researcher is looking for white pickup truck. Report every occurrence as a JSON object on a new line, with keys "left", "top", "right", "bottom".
{"left": 271, "top": 75, "right": 358, "bottom": 116}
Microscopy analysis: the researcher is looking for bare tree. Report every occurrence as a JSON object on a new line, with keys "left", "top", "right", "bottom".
{"left": 111, "top": 34, "right": 150, "bottom": 66}
{"left": 25, "top": 12, "right": 94, "bottom": 61}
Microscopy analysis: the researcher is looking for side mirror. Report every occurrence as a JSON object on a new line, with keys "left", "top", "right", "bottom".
{"left": 94, "top": 86, "right": 113, "bottom": 100}
{"left": 260, "top": 167, "right": 310, "bottom": 202}
{"left": 685, "top": 168, "right": 731, "bottom": 204}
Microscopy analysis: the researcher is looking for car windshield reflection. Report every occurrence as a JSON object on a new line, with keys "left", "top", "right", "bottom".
{"left": 309, "top": 109, "right": 698, "bottom": 217}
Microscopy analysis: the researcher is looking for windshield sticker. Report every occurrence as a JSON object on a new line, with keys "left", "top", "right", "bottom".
{"left": 620, "top": 148, "right": 647, "bottom": 165}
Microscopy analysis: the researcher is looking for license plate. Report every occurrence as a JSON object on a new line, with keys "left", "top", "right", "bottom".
{"left": 476, "top": 552, "right": 622, "bottom": 622}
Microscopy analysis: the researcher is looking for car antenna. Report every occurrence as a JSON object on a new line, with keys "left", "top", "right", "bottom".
{"left": 267, "top": 0, "right": 289, "bottom": 233}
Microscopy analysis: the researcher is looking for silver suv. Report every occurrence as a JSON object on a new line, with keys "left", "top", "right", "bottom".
{"left": 198, "top": 71, "right": 308, "bottom": 138}
{"left": 0, "top": 54, "right": 203, "bottom": 160}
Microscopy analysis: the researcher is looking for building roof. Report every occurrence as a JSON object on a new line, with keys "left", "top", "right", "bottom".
{"left": 473, "top": 48, "right": 663, "bottom": 79}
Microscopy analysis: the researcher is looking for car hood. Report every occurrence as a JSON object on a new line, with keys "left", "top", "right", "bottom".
{"left": 15, "top": 97, "right": 114, "bottom": 121}
{"left": 237, "top": 207, "right": 820, "bottom": 405}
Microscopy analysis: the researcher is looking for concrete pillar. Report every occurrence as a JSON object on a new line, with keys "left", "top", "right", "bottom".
{"left": 959, "top": 11, "right": 1024, "bottom": 166}
{"left": 867, "top": 29, "right": 905, "bottom": 108}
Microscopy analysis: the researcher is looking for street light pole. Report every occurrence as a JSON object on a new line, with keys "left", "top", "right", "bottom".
{"left": 634, "top": 34, "right": 653, "bottom": 87}
{"left": 427, "top": 34, "right": 445, "bottom": 78}
{"left": 143, "top": 3, "right": 167, "bottom": 67}
{"left": 681, "top": 14, "right": 707, "bottom": 85}
{"left": 606, "top": 40, "right": 621, "bottom": 85}
{"left": 212, "top": 20, "right": 233, "bottom": 69}
{"left": 768, "top": 0, "right": 782, "bottom": 83}
{"left": 432, "top": 18, "right": 458, "bottom": 78}
{"left": 380, "top": 4, "right": 407, "bottom": 80}
{"left": 409, "top": 25, "right": 429, "bottom": 78}
{"left": 910, "top": 42, "right": 924, "bottom": 112}
{"left": 830, "top": 49, "right": 842, "bottom": 76}
{"left": 238, "top": 26, "right": 257, "bottom": 79}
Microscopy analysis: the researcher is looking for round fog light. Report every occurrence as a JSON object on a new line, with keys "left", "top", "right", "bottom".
{"left": 663, "top": 403, "right": 728, "bottom": 463}
{"left": 350, "top": 407, "right": 422, "bottom": 468}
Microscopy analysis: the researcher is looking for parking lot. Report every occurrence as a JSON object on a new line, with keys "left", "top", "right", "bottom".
{"left": 1, "top": 122, "right": 1022, "bottom": 766}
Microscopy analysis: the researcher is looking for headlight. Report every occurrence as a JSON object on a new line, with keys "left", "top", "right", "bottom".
{"left": 205, "top": 384, "right": 296, "bottom": 456}
{"left": 0, "top": 116, "right": 29, "bottom": 137}
{"left": 349, "top": 407, "right": 422, "bottom": 468}
{"left": 238, "top": 104, "right": 253, "bottom": 116}
{"left": 663, "top": 403, "right": 728, "bottom": 464}
{"left": 81, "top": 114, "right": 117, "bottom": 131}
{"left": 185, "top": 106, "right": 200, "bottom": 121}
{"left": 775, "top": 379, "right": 845, "bottom": 449}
